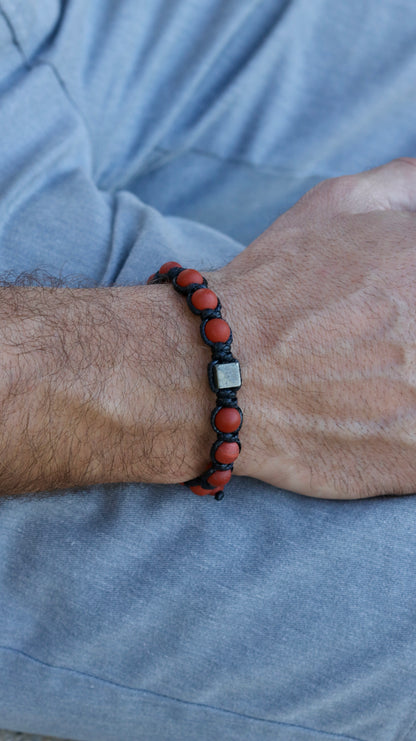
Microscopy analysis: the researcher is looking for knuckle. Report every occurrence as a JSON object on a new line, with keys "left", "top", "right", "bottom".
{"left": 391, "top": 156, "right": 416, "bottom": 171}
{"left": 300, "top": 174, "right": 357, "bottom": 210}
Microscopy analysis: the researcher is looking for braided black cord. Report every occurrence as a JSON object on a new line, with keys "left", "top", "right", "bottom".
{"left": 150, "top": 265, "right": 242, "bottom": 500}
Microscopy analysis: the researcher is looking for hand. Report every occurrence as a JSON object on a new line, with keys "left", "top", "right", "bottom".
{"left": 208, "top": 158, "right": 416, "bottom": 499}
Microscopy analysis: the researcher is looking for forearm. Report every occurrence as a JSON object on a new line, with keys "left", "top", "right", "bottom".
{"left": 0, "top": 284, "right": 214, "bottom": 495}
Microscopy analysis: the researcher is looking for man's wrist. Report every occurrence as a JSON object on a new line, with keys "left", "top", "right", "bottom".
{"left": 0, "top": 284, "right": 213, "bottom": 495}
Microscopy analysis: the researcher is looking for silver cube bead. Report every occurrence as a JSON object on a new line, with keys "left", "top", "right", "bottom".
{"left": 213, "top": 361, "right": 242, "bottom": 390}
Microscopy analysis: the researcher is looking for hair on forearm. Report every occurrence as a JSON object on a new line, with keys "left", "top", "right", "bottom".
{"left": 0, "top": 270, "right": 135, "bottom": 501}
{"left": 0, "top": 268, "right": 97, "bottom": 289}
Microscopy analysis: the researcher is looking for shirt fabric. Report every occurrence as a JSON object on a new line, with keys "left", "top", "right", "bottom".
{"left": 0, "top": 2, "right": 416, "bottom": 739}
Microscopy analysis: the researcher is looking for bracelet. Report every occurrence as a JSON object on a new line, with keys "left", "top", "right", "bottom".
{"left": 147, "top": 261, "right": 242, "bottom": 501}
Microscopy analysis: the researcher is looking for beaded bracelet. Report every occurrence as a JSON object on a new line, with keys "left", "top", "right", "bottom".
{"left": 147, "top": 261, "right": 242, "bottom": 501}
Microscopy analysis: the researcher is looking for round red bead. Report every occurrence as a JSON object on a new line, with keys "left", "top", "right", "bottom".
{"left": 214, "top": 407, "right": 242, "bottom": 433}
{"left": 191, "top": 288, "right": 218, "bottom": 311}
{"left": 146, "top": 274, "right": 156, "bottom": 284}
{"left": 159, "top": 261, "right": 182, "bottom": 274}
{"left": 215, "top": 442, "right": 240, "bottom": 465}
{"left": 189, "top": 483, "right": 222, "bottom": 497}
{"left": 207, "top": 469, "right": 232, "bottom": 488}
{"left": 205, "top": 318, "right": 230, "bottom": 343}
{"left": 176, "top": 269, "right": 204, "bottom": 287}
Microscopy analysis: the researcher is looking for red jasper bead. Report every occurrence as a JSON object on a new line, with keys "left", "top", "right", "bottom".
{"left": 214, "top": 407, "right": 242, "bottom": 433}
{"left": 207, "top": 469, "right": 232, "bottom": 487}
{"left": 205, "top": 318, "right": 230, "bottom": 343}
{"left": 176, "top": 269, "right": 204, "bottom": 287}
{"left": 189, "top": 483, "right": 222, "bottom": 497}
{"left": 159, "top": 261, "right": 182, "bottom": 274}
{"left": 191, "top": 288, "right": 218, "bottom": 311}
{"left": 215, "top": 441, "right": 240, "bottom": 464}
{"left": 146, "top": 274, "right": 156, "bottom": 284}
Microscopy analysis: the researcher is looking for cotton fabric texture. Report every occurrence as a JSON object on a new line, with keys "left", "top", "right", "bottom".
{"left": 0, "top": 1, "right": 416, "bottom": 739}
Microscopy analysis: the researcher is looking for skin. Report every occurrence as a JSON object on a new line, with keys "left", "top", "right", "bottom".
{"left": 1, "top": 157, "right": 416, "bottom": 500}
{"left": 213, "top": 157, "right": 416, "bottom": 499}
{"left": 0, "top": 283, "right": 213, "bottom": 496}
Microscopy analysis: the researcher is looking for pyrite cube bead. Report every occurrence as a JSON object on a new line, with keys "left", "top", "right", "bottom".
{"left": 213, "top": 361, "right": 241, "bottom": 390}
